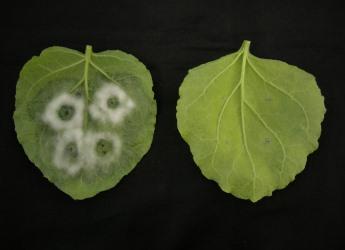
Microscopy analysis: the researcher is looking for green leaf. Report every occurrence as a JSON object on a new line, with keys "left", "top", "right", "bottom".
{"left": 14, "top": 46, "right": 156, "bottom": 199}
{"left": 176, "top": 40, "right": 325, "bottom": 202}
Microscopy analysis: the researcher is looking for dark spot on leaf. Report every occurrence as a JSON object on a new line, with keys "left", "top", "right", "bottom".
{"left": 107, "top": 96, "right": 119, "bottom": 109}
{"left": 58, "top": 105, "right": 75, "bottom": 121}
{"left": 65, "top": 142, "right": 78, "bottom": 158}
{"left": 265, "top": 97, "right": 272, "bottom": 102}
{"left": 264, "top": 137, "right": 271, "bottom": 144}
{"left": 96, "top": 139, "right": 113, "bottom": 156}
{"left": 75, "top": 90, "right": 82, "bottom": 97}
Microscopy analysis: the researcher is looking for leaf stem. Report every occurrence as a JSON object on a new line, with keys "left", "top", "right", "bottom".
{"left": 241, "top": 40, "right": 251, "bottom": 54}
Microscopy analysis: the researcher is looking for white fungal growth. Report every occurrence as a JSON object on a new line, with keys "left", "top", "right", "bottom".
{"left": 83, "top": 131, "right": 121, "bottom": 168}
{"left": 42, "top": 88, "right": 125, "bottom": 176}
{"left": 89, "top": 83, "right": 135, "bottom": 125}
{"left": 53, "top": 128, "right": 84, "bottom": 175}
{"left": 42, "top": 93, "right": 84, "bottom": 130}
{"left": 53, "top": 129, "right": 122, "bottom": 176}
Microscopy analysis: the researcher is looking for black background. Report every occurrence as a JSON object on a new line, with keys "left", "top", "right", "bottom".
{"left": 1, "top": 1, "right": 344, "bottom": 249}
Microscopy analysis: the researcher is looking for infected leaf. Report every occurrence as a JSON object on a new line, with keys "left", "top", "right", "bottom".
{"left": 14, "top": 46, "right": 156, "bottom": 199}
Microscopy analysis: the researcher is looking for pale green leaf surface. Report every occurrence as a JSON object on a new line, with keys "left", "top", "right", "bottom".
{"left": 177, "top": 41, "right": 325, "bottom": 202}
{"left": 14, "top": 46, "right": 156, "bottom": 199}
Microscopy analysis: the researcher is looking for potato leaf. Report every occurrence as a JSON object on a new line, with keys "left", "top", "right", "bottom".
{"left": 177, "top": 40, "right": 325, "bottom": 202}
{"left": 14, "top": 46, "right": 156, "bottom": 199}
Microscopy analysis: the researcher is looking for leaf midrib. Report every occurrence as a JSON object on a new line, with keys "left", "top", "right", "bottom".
{"left": 239, "top": 41, "right": 258, "bottom": 198}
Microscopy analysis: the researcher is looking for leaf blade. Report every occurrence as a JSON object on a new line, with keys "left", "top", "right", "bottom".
{"left": 177, "top": 40, "right": 325, "bottom": 202}
{"left": 14, "top": 46, "right": 156, "bottom": 199}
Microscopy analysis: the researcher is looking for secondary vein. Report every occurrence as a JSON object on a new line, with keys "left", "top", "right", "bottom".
{"left": 211, "top": 80, "right": 241, "bottom": 176}
{"left": 184, "top": 51, "right": 243, "bottom": 110}
{"left": 93, "top": 53, "right": 135, "bottom": 64}
{"left": 25, "top": 59, "right": 85, "bottom": 101}
{"left": 89, "top": 60, "right": 120, "bottom": 85}
{"left": 247, "top": 59, "right": 310, "bottom": 133}
{"left": 48, "top": 47, "right": 85, "bottom": 58}
{"left": 244, "top": 100, "right": 287, "bottom": 185}
{"left": 70, "top": 77, "right": 84, "bottom": 93}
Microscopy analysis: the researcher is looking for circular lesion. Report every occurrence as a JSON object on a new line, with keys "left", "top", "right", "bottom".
{"left": 88, "top": 83, "right": 135, "bottom": 125}
{"left": 57, "top": 105, "right": 75, "bottom": 121}
{"left": 52, "top": 128, "right": 83, "bottom": 175}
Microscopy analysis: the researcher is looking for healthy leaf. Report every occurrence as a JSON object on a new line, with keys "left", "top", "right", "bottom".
{"left": 14, "top": 46, "right": 156, "bottom": 199}
{"left": 176, "top": 40, "right": 325, "bottom": 202}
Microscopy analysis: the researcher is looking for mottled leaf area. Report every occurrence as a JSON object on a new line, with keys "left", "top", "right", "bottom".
{"left": 177, "top": 41, "right": 325, "bottom": 202}
{"left": 14, "top": 46, "right": 156, "bottom": 199}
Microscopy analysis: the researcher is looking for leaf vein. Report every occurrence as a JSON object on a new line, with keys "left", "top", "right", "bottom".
{"left": 240, "top": 45, "right": 257, "bottom": 200}
{"left": 211, "top": 80, "right": 241, "bottom": 176}
{"left": 244, "top": 100, "right": 287, "bottom": 185}
{"left": 184, "top": 51, "right": 243, "bottom": 110}
{"left": 89, "top": 60, "right": 120, "bottom": 85}
{"left": 226, "top": 148, "right": 243, "bottom": 187}
{"left": 93, "top": 53, "right": 136, "bottom": 64}
{"left": 25, "top": 59, "right": 85, "bottom": 99}
{"left": 247, "top": 58, "right": 310, "bottom": 133}
{"left": 47, "top": 48, "right": 85, "bottom": 58}
{"left": 37, "top": 64, "right": 53, "bottom": 72}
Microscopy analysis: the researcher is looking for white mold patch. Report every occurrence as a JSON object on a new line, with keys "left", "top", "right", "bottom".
{"left": 53, "top": 128, "right": 84, "bottom": 175}
{"left": 83, "top": 131, "right": 122, "bottom": 168}
{"left": 89, "top": 83, "right": 135, "bottom": 125}
{"left": 52, "top": 129, "right": 122, "bottom": 176}
{"left": 43, "top": 89, "right": 124, "bottom": 176}
{"left": 42, "top": 93, "right": 84, "bottom": 130}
